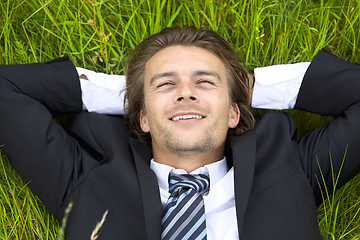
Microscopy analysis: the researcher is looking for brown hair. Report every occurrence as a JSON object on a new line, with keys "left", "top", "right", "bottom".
{"left": 125, "top": 26, "right": 254, "bottom": 144}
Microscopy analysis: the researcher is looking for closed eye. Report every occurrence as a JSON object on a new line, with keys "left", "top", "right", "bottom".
{"left": 197, "top": 79, "right": 215, "bottom": 85}
{"left": 157, "top": 81, "right": 175, "bottom": 88}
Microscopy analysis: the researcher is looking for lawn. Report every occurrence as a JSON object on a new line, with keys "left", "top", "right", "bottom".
{"left": 0, "top": 0, "right": 360, "bottom": 239}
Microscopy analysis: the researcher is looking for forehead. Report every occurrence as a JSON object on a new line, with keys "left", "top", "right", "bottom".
{"left": 144, "top": 46, "right": 227, "bottom": 82}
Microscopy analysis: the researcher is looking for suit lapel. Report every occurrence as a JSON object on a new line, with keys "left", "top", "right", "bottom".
{"left": 130, "top": 137, "right": 162, "bottom": 240}
{"left": 128, "top": 130, "right": 256, "bottom": 239}
{"left": 229, "top": 130, "right": 256, "bottom": 238}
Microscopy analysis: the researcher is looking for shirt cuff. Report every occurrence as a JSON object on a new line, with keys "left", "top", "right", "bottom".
{"left": 76, "top": 67, "right": 127, "bottom": 114}
{"left": 252, "top": 62, "right": 311, "bottom": 110}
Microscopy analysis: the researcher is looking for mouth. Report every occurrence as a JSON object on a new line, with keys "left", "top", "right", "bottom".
{"left": 170, "top": 114, "right": 205, "bottom": 121}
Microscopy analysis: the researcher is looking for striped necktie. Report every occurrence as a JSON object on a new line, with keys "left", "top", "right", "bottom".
{"left": 161, "top": 173, "right": 210, "bottom": 240}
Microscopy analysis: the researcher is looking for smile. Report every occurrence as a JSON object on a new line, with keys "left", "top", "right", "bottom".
{"left": 170, "top": 114, "right": 204, "bottom": 121}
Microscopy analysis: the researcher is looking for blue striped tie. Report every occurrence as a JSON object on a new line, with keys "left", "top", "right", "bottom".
{"left": 161, "top": 173, "right": 210, "bottom": 240}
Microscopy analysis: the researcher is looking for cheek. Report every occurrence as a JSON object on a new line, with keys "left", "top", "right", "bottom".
{"left": 139, "top": 94, "right": 165, "bottom": 133}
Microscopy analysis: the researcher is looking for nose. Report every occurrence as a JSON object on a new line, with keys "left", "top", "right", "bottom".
{"left": 176, "top": 81, "right": 198, "bottom": 102}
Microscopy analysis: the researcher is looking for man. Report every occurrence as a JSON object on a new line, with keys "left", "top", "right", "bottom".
{"left": 0, "top": 26, "right": 359, "bottom": 239}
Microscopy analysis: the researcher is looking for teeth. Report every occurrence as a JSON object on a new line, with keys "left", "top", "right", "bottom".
{"left": 171, "top": 114, "right": 204, "bottom": 121}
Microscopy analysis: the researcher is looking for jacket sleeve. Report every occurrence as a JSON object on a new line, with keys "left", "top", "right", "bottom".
{"left": 294, "top": 50, "right": 360, "bottom": 204}
{"left": 0, "top": 56, "right": 88, "bottom": 214}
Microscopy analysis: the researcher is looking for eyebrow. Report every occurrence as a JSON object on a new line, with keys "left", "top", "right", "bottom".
{"left": 150, "top": 70, "right": 221, "bottom": 85}
{"left": 194, "top": 70, "right": 221, "bottom": 81}
{"left": 150, "top": 72, "right": 177, "bottom": 85}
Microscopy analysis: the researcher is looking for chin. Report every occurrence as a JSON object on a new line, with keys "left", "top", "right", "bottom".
{"left": 165, "top": 137, "right": 215, "bottom": 154}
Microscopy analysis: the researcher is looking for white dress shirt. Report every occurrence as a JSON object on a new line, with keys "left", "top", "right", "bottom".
{"left": 77, "top": 67, "right": 127, "bottom": 114}
{"left": 76, "top": 62, "right": 311, "bottom": 239}
{"left": 150, "top": 158, "right": 238, "bottom": 240}
{"left": 252, "top": 62, "right": 311, "bottom": 109}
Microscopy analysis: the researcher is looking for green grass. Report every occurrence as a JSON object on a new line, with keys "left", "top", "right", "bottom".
{"left": 0, "top": 0, "right": 360, "bottom": 239}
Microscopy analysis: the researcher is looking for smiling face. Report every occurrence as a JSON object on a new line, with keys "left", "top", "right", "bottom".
{"left": 140, "top": 46, "right": 240, "bottom": 166}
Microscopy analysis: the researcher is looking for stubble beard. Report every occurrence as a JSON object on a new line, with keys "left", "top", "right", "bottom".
{"left": 157, "top": 125, "right": 216, "bottom": 157}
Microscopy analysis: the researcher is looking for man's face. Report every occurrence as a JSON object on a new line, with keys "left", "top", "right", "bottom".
{"left": 140, "top": 46, "right": 240, "bottom": 157}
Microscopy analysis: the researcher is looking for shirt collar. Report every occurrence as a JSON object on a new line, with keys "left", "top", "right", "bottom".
{"left": 150, "top": 157, "right": 229, "bottom": 192}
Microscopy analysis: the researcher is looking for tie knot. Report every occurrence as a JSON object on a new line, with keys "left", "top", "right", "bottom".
{"left": 168, "top": 173, "right": 210, "bottom": 193}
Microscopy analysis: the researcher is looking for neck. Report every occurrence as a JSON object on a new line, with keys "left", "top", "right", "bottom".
{"left": 152, "top": 145, "right": 225, "bottom": 173}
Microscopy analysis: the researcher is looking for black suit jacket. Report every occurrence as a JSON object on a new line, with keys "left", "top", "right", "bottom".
{"left": 1, "top": 50, "right": 360, "bottom": 239}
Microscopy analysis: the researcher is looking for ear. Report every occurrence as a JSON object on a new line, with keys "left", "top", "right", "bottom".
{"left": 140, "top": 109, "right": 150, "bottom": 133}
{"left": 229, "top": 103, "right": 240, "bottom": 128}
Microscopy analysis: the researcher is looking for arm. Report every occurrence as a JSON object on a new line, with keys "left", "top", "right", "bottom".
{"left": 294, "top": 50, "right": 360, "bottom": 203}
{"left": 250, "top": 50, "right": 360, "bottom": 202}
{"left": 0, "top": 57, "right": 87, "bottom": 214}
